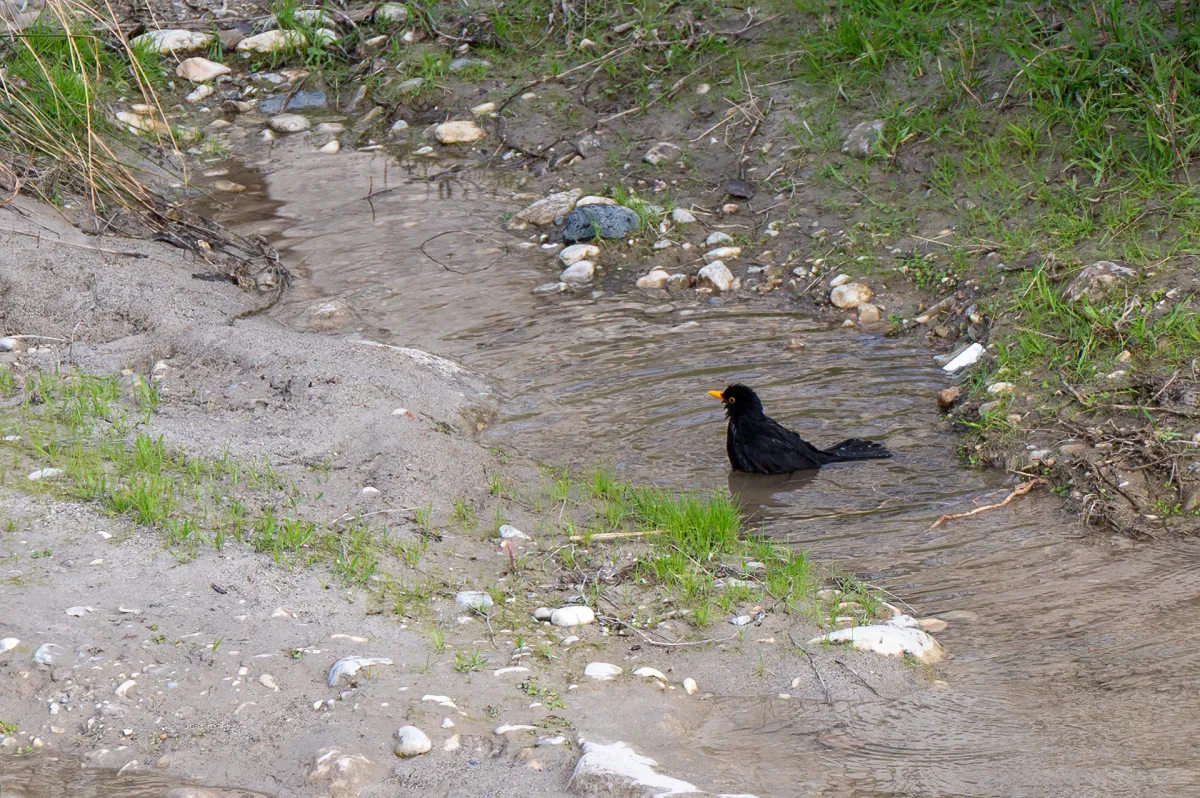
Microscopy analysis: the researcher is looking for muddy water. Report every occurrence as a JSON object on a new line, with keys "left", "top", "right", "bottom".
{"left": 187, "top": 145, "right": 1200, "bottom": 796}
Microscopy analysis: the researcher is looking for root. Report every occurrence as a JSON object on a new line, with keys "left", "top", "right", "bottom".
{"left": 928, "top": 479, "right": 1042, "bottom": 530}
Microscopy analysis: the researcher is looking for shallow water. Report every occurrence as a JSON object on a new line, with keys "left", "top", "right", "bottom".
{"left": 21, "top": 142, "right": 1200, "bottom": 796}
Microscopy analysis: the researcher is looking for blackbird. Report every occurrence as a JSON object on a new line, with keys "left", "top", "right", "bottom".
{"left": 708, "top": 384, "right": 892, "bottom": 474}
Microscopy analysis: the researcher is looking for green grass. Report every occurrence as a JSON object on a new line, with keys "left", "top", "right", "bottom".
{"left": 0, "top": 366, "right": 408, "bottom": 580}
{"left": 544, "top": 467, "right": 816, "bottom": 623}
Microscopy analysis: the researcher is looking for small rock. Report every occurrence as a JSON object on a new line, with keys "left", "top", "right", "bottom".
{"left": 471, "top": 101, "right": 497, "bottom": 116}
{"left": 65, "top": 606, "right": 91, "bottom": 617}
{"left": 536, "top": 735, "right": 566, "bottom": 746}
{"left": 725, "top": 178, "right": 755, "bottom": 199}
{"left": 393, "top": 726, "right": 431, "bottom": 757}
{"left": 28, "top": 468, "right": 65, "bottom": 481}
{"left": 435, "top": 120, "right": 486, "bottom": 144}
{"left": 217, "top": 28, "right": 245, "bottom": 49}
{"left": 1063, "top": 261, "right": 1136, "bottom": 302}
{"left": 375, "top": 2, "right": 407, "bottom": 22}
{"left": 830, "top": 283, "right": 872, "bottom": 309}
{"left": 308, "top": 749, "right": 382, "bottom": 798}
{"left": 697, "top": 261, "right": 735, "bottom": 292}
{"left": 643, "top": 142, "right": 681, "bottom": 165}
{"left": 857, "top": 303, "right": 881, "bottom": 323}
{"left": 176, "top": 57, "right": 230, "bottom": 83}
{"left": 421, "top": 694, "right": 456, "bottom": 708}
{"left": 0, "top": 638, "right": 18, "bottom": 654}
{"left": 115, "top": 112, "right": 167, "bottom": 135}
{"left": 942, "top": 342, "right": 984, "bottom": 373}
{"left": 562, "top": 205, "right": 641, "bottom": 243}
{"left": 0, "top": 337, "right": 16, "bottom": 351}
{"left": 534, "top": 607, "right": 554, "bottom": 621}
{"left": 495, "top": 724, "right": 536, "bottom": 734}
{"left": 259, "top": 674, "right": 279, "bottom": 691}
{"left": 211, "top": 179, "right": 245, "bottom": 193}
{"left": 132, "top": 29, "right": 213, "bottom": 54}
{"left": 448, "top": 57, "right": 489, "bottom": 73}
{"left": 936, "top": 386, "right": 963, "bottom": 410}
{"left": 576, "top": 196, "right": 616, "bottom": 207}
{"left": 842, "top": 119, "right": 885, "bottom": 158}
{"left": 986, "top": 382, "right": 1014, "bottom": 396}
{"left": 671, "top": 208, "right": 697, "bottom": 224}
{"left": 508, "top": 189, "right": 583, "bottom": 229}
{"left": 683, "top": 677, "right": 698, "bottom": 695}
{"left": 570, "top": 739, "right": 698, "bottom": 796}
{"left": 705, "top": 231, "right": 733, "bottom": 246}
{"left": 560, "top": 261, "right": 595, "bottom": 284}
{"left": 318, "top": 140, "right": 341, "bottom": 153}
{"left": 413, "top": 145, "right": 433, "bottom": 155}
{"left": 238, "top": 28, "right": 335, "bottom": 53}
{"left": 652, "top": 240, "right": 673, "bottom": 251}
{"left": 269, "top": 113, "right": 312, "bottom": 133}
{"left": 632, "top": 667, "right": 667, "bottom": 681}
{"left": 810, "top": 615, "right": 944, "bottom": 665}
{"left": 583, "top": 662, "right": 622, "bottom": 681}
{"left": 636, "top": 270, "right": 670, "bottom": 290}
{"left": 455, "top": 591, "right": 494, "bottom": 610}
{"left": 389, "top": 119, "right": 410, "bottom": 136}
{"left": 704, "top": 246, "right": 741, "bottom": 262}
{"left": 829, "top": 273, "right": 851, "bottom": 288}
{"left": 114, "top": 679, "right": 136, "bottom": 699}
{"left": 559, "top": 243, "right": 600, "bottom": 265}
{"left": 498, "top": 524, "right": 529, "bottom": 540}
{"left": 551, "top": 606, "right": 596, "bottom": 627}
{"left": 493, "top": 666, "right": 529, "bottom": 677}
{"left": 326, "top": 656, "right": 394, "bottom": 687}
{"left": 360, "top": 486, "right": 380, "bottom": 496}
{"left": 33, "top": 643, "right": 60, "bottom": 665}
{"left": 533, "top": 282, "right": 570, "bottom": 295}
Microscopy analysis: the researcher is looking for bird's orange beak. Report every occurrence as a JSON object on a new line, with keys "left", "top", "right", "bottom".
{"left": 707, "top": 390, "right": 725, "bottom": 401}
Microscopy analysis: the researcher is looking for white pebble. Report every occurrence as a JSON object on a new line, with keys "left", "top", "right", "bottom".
{"left": 683, "top": 677, "right": 698, "bottom": 695}
{"left": 583, "top": 662, "right": 622, "bottom": 681}
{"left": 393, "top": 726, "right": 432, "bottom": 757}
{"left": 551, "top": 605, "right": 595, "bottom": 627}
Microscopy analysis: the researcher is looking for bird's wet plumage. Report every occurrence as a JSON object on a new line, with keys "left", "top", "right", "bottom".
{"left": 708, "top": 384, "right": 891, "bottom": 474}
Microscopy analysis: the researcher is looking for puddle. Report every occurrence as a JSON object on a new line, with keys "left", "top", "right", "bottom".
{"left": 187, "top": 143, "right": 1200, "bottom": 796}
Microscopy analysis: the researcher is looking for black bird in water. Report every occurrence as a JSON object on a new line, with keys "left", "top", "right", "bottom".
{"left": 708, "top": 384, "right": 892, "bottom": 474}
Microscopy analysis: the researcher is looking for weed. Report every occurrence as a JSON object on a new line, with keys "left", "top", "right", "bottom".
{"left": 453, "top": 649, "right": 487, "bottom": 674}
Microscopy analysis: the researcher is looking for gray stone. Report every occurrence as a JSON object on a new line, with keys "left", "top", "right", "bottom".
{"left": 259, "top": 90, "right": 327, "bottom": 114}
{"left": 1064, "top": 261, "right": 1136, "bottom": 302}
{"left": 269, "top": 113, "right": 312, "bottom": 133}
{"left": 449, "top": 58, "right": 489, "bottom": 73}
{"left": 560, "top": 261, "right": 595, "bottom": 284}
{"left": 643, "top": 142, "right": 680, "bottom": 165}
{"left": 562, "top": 205, "right": 641, "bottom": 243}
{"left": 393, "top": 726, "right": 431, "bottom": 757}
{"left": 842, "top": 119, "right": 885, "bottom": 158}
{"left": 508, "top": 189, "right": 582, "bottom": 229}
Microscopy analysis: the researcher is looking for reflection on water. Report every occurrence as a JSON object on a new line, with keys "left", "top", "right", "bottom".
{"left": 186, "top": 144, "right": 1200, "bottom": 796}
{"left": 0, "top": 755, "right": 270, "bottom": 797}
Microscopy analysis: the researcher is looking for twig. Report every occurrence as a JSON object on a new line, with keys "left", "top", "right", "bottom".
{"left": 928, "top": 479, "right": 1041, "bottom": 529}
{"left": 599, "top": 615, "right": 740, "bottom": 647}
{"left": 567, "top": 529, "right": 662, "bottom": 542}
{"left": 786, "top": 631, "right": 830, "bottom": 703}
{"left": 835, "top": 658, "right": 883, "bottom": 698}
{"left": 0, "top": 225, "right": 147, "bottom": 257}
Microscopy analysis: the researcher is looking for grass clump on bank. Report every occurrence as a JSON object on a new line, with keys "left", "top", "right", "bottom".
{"left": 0, "top": 366, "right": 423, "bottom": 587}
{"left": 0, "top": 0, "right": 175, "bottom": 219}
{"left": 536, "top": 465, "right": 819, "bottom": 630}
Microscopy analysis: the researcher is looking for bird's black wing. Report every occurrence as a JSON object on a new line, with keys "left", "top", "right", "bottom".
{"left": 728, "top": 415, "right": 829, "bottom": 474}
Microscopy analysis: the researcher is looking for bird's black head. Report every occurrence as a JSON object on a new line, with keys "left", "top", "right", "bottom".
{"left": 707, "top": 383, "right": 765, "bottom": 418}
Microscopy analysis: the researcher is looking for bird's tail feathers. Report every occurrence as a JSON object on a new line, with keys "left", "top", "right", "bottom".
{"left": 822, "top": 438, "right": 892, "bottom": 462}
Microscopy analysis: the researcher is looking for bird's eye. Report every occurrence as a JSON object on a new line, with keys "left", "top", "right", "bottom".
{"left": 728, "top": 397, "right": 736, "bottom": 404}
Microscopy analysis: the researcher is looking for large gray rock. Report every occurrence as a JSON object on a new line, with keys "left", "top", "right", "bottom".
{"left": 569, "top": 739, "right": 699, "bottom": 796}
{"left": 1063, "top": 261, "right": 1136, "bottom": 302}
{"left": 562, "top": 205, "right": 640, "bottom": 243}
